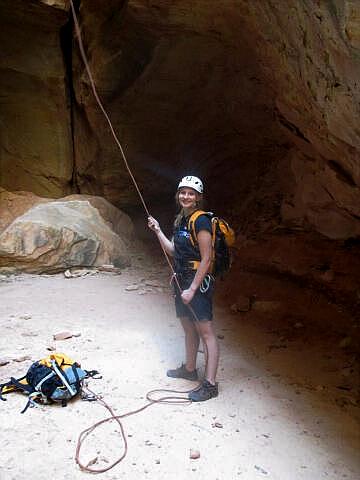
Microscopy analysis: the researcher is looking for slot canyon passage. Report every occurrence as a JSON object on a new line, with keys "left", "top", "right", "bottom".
{"left": 0, "top": 0, "right": 359, "bottom": 479}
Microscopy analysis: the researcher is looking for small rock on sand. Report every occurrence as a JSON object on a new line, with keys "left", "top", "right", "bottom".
{"left": 0, "top": 357, "right": 11, "bottom": 366}
{"left": 53, "top": 331, "right": 73, "bottom": 341}
{"left": 190, "top": 449, "right": 200, "bottom": 459}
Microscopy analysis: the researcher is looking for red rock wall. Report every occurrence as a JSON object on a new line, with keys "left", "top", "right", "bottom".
{"left": 72, "top": 0, "right": 360, "bottom": 239}
{"left": 0, "top": 0, "right": 359, "bottom": 240}
{"left": 0, "top": 0, "right": 73, "bottom": 197}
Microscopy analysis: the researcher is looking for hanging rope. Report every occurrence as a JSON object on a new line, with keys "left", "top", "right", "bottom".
{"left": 69, "top": 0, "right": 148, "bottom": 217}
{"left": 69, "top": 0, "right": 193, "bottom": 301}
{"left": 69, "top": 1, "right": 203, "bottom": 473}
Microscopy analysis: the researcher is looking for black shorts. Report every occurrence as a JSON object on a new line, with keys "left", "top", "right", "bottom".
{"left": 173, "top": 272, "right": 215, "bottom": 322}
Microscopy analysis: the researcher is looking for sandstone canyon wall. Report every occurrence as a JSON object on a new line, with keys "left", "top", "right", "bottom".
{"left": 0, "top": 0, "right": 359, "bottom": 333}
{"left": 0, "top": 0, "right": 359, "bottom": 241}
{"left": 72, "top": 0, "right": 360, "bottom": 239}
{"left": 0, "top": 0, "right": 74, "bottom": 197}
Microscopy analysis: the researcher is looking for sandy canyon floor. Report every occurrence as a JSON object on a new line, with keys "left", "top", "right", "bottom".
{"left": 0, "top": 255, "right": 359, "bottom": 480}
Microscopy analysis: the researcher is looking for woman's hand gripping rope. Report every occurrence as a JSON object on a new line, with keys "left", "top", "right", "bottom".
{"left": 181, "top": 286, "right": 196, "bottom": 304}
{"left": 147, "top": 215, "right": 161, "bottom": 232}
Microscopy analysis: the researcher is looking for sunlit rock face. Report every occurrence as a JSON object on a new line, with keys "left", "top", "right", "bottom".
{"left": 39, "top": 0, "right": 67, "bottom": 9}
{"left": 0, "top": 0, "right": 359, "bottom": 240}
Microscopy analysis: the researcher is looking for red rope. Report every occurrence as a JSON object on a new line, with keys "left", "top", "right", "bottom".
{"left": 75, "top": 385, "right": 193, "bottom": 474}
{"left": 69, "top": 1, "right": 203, "bottom": 473}
{"left": 69, "top": 0, "right": 193, "bottom": 305}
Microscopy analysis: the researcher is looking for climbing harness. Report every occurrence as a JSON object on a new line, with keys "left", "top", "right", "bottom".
{"left": 199, "top": 274, "right": 213, "bottom": 293}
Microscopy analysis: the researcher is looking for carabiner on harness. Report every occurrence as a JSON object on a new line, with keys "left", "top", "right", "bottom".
{"left": 200, "top": 274, "right": 212, "bottom": 293}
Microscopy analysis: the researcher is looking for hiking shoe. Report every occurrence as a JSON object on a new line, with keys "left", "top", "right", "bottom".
{"left": 166, "top": 364, "right": 198, "bottom": 381}
{"left": 188, "top": 380, "right": 218, "bottom": 402}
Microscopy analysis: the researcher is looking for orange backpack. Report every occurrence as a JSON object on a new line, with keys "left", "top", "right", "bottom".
{"left": 188, "top": 210, "right": 235, "bottom": 277}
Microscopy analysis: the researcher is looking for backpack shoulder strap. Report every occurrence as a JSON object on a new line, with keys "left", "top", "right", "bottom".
{"left": 0, "top": 376, "right": 32, "bottom": 400}
{"left": 188, "top": 210, "right": 208, "bottom": 247}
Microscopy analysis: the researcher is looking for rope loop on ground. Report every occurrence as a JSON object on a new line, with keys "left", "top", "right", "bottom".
{"left": 75, "top": 385, "right": 194, "bottom": 474}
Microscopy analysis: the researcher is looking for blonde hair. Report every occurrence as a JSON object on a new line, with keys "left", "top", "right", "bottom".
{"left": 173, "top": 191, "right": 204, "bottom": 227}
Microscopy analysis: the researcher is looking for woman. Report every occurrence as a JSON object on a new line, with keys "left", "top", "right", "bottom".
{"left": 148, "top": 175, "right": 219, "bottom": 402}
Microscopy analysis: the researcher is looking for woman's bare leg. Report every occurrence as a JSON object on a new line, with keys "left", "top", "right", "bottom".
{"left": 180, "top": 316, "right": 200, "bottom": 371}
{"left": 195, "top": 320, "right": 219, "bottom": 384}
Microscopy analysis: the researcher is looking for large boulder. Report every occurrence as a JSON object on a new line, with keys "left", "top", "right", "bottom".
{"left": 61, "top": 194, "right": 134, "bottom": 240}
{"left": 0, "top": 198, "right": 133, "bottom": 273}
{"left": 0, "top": 189, "right": 134, "bottom": 240}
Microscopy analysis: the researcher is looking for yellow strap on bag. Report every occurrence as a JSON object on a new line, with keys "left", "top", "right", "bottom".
{"left": 217, "top": 218, "right": 235, "bottom": 246}
{"left": 39, "top": 353, "right": 76, "bottom": 370}
{"left": 188, "top": 210, "right": 215, "bottom": 271}
{"left": 187, "top": 210, "right": 235, "bottom": 276}
{"left": 188, "top": 210, "right": 208, "bottom": 248}
{"left": 188, "top": 210, "right": 235, "bottom": 248}
{"left": 1, "top": 377, "right": 28, "bottom": 395}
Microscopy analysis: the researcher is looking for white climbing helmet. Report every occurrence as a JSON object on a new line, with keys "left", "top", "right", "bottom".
{"left": 177, "top": 175, "right": 204, "bottom": 194}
